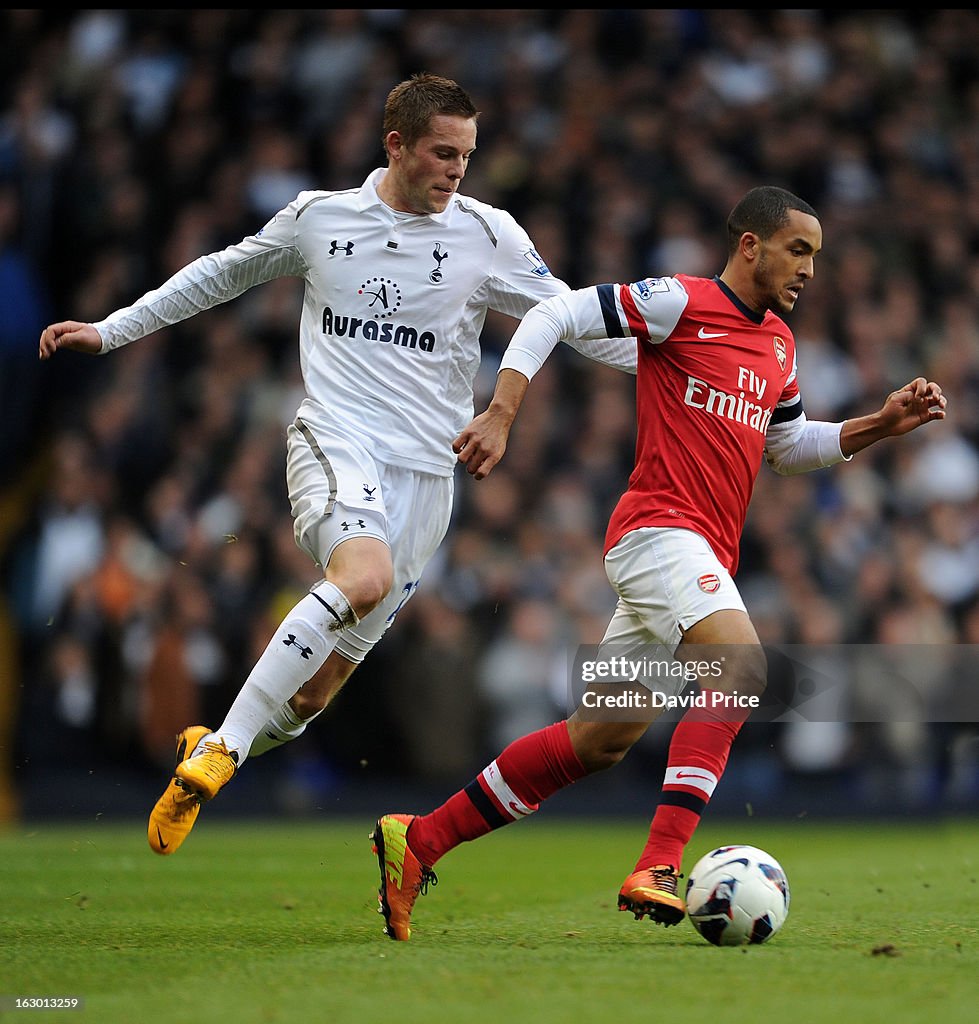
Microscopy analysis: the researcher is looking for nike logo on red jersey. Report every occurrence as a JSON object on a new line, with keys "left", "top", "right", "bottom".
{"left": 697, "top": 327, "right": 729, "bottom": 339}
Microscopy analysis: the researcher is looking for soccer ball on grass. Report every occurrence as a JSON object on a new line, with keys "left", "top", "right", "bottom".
{"left": 685, "top": 844, "right": 790, "bottom": 946}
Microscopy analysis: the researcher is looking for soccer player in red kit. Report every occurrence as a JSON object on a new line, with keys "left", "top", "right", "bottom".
{"left": 371, "top": 185, "right": 947, "bottom": 940}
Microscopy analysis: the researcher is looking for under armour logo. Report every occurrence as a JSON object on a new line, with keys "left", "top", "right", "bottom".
{"left": 341, "top": 519, "right": 366, "bottom": 531}
{"left": 330, "top": 240, "right": 354, "bottom": 256}
{"left": 363, "top": 485, "right": 377, "bottom": 501}
{"left": 429, "top": 242, "right": 449, "bottom": 282}
{"left": 282, "top": 634, "right": 313, "bottom": 659}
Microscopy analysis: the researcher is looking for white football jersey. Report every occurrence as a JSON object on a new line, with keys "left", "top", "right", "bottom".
{"left": 94, "top": 169, "right": 637, "bottom": 475}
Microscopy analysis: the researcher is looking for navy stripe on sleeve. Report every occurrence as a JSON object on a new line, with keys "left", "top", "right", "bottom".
{"left": 769, "top": 399, "right": 804, "bottom": 425}
{"left": 597, "top": 284, "right": 625, "bottom": 338}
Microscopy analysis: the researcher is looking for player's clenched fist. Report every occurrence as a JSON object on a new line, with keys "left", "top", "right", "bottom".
{"left": 38, "top": 321, "right": 103, "bottom": 360}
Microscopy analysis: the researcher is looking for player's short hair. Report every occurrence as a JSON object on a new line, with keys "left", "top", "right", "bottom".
{"left": 726, "top": 186, "right": 818, "bottom": 254}
{"left": 382, "top": 73, "right": 479, "bottom": 155}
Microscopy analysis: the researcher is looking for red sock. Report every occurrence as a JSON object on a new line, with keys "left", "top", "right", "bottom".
{"left": 408, "top": 721, "right": 587, "bottom": 866}
{"left": 634, "top": 688, "right": 749, "bottom": 873}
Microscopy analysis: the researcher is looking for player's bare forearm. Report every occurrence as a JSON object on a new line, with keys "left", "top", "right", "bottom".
{"left": 452, "top": 368, "right": 529, "bottom": 480}
{"left": 38, "top": 322, "right": 103, "bottom": 360}
{"left": 841, "top": 377, "right": 946, "bottom": 456}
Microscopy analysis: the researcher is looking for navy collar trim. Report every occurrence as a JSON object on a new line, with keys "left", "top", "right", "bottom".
{"left": 713, "top": 275, "right": 765, "bottom": 324}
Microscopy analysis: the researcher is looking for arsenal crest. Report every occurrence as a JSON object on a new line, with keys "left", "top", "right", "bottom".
{"left": 698, "top": 574, "right": 721, "bottom": 593}
{"left": 773, "top": 336, "right": 787, "bottom": 371}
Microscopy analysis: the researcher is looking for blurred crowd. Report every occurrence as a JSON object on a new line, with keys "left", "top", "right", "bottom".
{"left": 1, "top": 9, "right": 978, "bottom": 822}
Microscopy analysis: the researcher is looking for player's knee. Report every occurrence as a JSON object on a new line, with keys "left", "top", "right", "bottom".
{"left": 584, "top": 742, "right": 632, "bottom": 772}
{"left": 324, "top": 535, "right": 394, "bottom": 619}
{"left": 743, "top": 645, "right": 768, "bottom": 697}
{"left": 571, "top": 722, "right": 644, "bottom": 773}
{"left": 722, "top": 645, "right": 768, "bottom": 699}
{"left": 334, "top": 569, "right": 393, "bottom": 618}
{"left": 355, "top": 573, "right": 393, "bottom": 617}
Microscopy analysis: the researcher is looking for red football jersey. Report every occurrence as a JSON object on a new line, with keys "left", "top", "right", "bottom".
{"left": 602, "top": 274, "right": 801, "bottom": 574}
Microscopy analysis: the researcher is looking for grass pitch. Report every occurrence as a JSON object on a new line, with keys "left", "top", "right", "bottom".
{"left": 2, "top": 816, "right": 976, "bottom": 1024}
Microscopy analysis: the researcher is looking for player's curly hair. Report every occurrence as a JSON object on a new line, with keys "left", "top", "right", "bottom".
{"left": 382, "top": 72, "right": 479, "bottom": 155}
{"left": 726, "top": 186, "right": 818, "bottom": 254}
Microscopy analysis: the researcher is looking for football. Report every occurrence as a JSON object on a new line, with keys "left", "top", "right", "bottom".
{"left": 685, "top": 845, "right": 790, "bottom": 946}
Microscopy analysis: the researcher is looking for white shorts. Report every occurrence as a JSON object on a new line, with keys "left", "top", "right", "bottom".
{"left": 601, "top": 525, "right": 747, "bottom": 664}
{"left": 286, "top": 419, "right": 453, "bottom": 661}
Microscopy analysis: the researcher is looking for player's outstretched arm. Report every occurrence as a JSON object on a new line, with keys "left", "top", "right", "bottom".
{"left": 38, "top": 321, "right": 103, "bottom": 360}
{"left": 453, "top": 368, "right": 529, "bottom": 480}
{"left": 841, "top": 377, "right": 946, "bottom": 456}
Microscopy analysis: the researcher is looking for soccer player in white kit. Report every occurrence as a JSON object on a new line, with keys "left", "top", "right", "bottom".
{"left": 37, "top": 73, "right": 638, "bottom": 856}
{"left": 372, "top": 185, "right": 948, "bottom": 940}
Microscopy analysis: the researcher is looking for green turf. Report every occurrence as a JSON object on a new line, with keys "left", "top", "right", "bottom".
{"left": 1, "top": 816, "right": 976, "bottom": 1024}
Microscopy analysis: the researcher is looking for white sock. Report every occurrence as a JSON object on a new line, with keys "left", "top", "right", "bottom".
{"left": 248, "top": 700, "right": 326, "bottom": 758}
{"left": 205, "top": 582, "right": 357, "bottom": 766}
